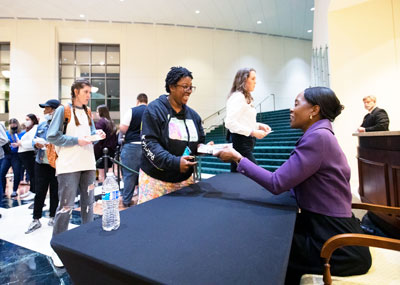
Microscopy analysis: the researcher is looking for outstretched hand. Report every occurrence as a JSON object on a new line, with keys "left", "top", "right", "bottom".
{"left": 213, "top": 146, "right": 243, "bottom": 164}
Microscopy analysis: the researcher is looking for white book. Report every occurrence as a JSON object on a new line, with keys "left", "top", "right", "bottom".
{"left": 197, "top": 143, "right": 232, "bottom": 155}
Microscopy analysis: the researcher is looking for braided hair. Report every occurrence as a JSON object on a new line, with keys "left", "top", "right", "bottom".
{"left": 71, "top": 79, "right": 92, "bottom": 126}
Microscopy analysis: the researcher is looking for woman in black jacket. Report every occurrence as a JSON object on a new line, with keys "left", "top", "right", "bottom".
{"left": 138, "top": 67, "right": 205, "bottom": 204}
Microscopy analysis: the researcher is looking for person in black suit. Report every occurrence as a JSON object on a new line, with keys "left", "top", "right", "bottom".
{"left": 357, "top": 95, "right": 389, "bottom": 132}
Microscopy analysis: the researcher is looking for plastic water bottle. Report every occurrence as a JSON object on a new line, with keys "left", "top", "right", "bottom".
{"left": 102, "top": 173, "right": 120, "bottom": 231}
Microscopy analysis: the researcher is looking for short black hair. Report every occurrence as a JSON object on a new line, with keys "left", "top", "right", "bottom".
{"left": 304, "top": 87, "right": 344, "bottom": 122}
{"left": 165, "top": 67, "right": 193, "bottom": 93}
{"left": 137, "top": 93, "right": 148, "bottom": 103}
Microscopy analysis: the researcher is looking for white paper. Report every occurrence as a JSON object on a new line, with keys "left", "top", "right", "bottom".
{"left": 86, "top": 134, "right": 105, "bottom": 142}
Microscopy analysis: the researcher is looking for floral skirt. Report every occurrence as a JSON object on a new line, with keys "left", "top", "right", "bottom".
{"left": 137, "top": 169, "right": 194, "bottom": 204}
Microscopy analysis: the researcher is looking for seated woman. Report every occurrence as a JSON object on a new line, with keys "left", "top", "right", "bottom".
{"left": 215, "top": 87, "right": 372, "bottom": 284}
{"left": 138, "top": 66, "right": 205, "bottom": 204}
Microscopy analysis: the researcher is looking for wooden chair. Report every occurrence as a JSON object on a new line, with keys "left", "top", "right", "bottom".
{"left": 300, "top": 203, "right": 400, "bottom": 285}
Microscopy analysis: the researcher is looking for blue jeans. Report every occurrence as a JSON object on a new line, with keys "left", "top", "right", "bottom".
{"left": 121, "top": 143, "right": 141, "bottom": 205}
{"left": 0, "top": 153, "right": 22, "bottom": 195}
{"left": 0, "top": 158, "right": 3, "bottom": 200}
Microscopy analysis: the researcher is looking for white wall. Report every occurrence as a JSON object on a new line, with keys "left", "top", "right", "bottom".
{"left": 0, "top": 19, "right": 312, "bottom": 123}
{"left": 327, "top": 0, "right": 400, "bottom": 192}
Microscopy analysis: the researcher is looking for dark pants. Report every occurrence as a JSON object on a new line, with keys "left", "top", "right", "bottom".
{"left": 33, "top": 162, "right": 58, "bottom": 220}
{"left": 285, "top": 210, "right": 372, "bottom": 284}
{"left": 230, "top": 133, "right": 257, "bottom": 172}
{"left": 0, "top": 152, "right": 22, "bottom": 193}
{"left": 18, "top": 151, "right": 36, "bottom": 193}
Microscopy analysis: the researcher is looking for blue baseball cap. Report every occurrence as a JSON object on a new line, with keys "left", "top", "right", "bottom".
{"left": 39, "top": 99, "right": 60, "bottom": 109}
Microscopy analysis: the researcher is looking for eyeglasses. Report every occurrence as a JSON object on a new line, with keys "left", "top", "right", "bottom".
{"left": 175, "top": 84, "right": 196, "bottom": 92}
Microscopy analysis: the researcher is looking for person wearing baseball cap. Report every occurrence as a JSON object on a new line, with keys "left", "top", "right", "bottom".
{"left": 39, "top": 99, "right": 61, "bottom": 109}
{"left": 25, "top": 99, "right": 60, "bottom": 234}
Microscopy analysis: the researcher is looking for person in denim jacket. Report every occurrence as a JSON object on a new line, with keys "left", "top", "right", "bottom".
{"left": 25, "top": 99, "right": 60, "bottom": 234}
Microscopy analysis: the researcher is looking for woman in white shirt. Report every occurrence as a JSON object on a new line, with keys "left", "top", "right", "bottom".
{"left": 17, "top": 114, "right": 39, "bottom": 196}
{"left": 225, "top": 68, "right": 271, "bottom": 172}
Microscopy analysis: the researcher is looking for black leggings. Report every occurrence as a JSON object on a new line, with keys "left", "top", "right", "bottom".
{"left": 230, "top": 133, "right": 257, "bottom": 172}
{"left": 18, "top": 151, "right": 36, "bottom": 193}
{"left": 285, "top": 210, "right": 372, "bottom": 284}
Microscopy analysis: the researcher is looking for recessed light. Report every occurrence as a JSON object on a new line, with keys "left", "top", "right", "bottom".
{"left": 256, "top": 20, "right": 262, "bottom": 24}
{"left": 80, "top": 14, "right": 85, "bottom": 18}
{"left": 310, "top": 7, "right": 315, "bottom": 11}
{"left": 120, "top": 0, "right": 125, "bottom": 1}
{"left": 307, "top": 29, "right": 312, "bottom": 33}
{"left": 195, "top": 10, "right": 200, "bottom": 14}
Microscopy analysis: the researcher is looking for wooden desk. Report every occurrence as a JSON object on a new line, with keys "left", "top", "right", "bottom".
{"left": 353, "top": 131, "right": 400, "bottom": 236}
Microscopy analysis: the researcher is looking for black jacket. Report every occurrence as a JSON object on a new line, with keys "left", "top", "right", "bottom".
{"left": 361, "top": 107, "right": 389, "bottom": 132}
{"left": 140, "top": 95, "right": 205, "bottom": 183}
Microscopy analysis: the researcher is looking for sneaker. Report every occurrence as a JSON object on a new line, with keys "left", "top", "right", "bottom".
{"left": 51, "top": 251, "right": 64, "bottom": 268}
{"left": 48, "top": 217, "right": 55, "bottom": 226}
{"left": 25, "top": 219, "right": 41, "bottom": 234}
{"left": 10, "top": 191, "right": 18, "bottom": 198}
{"left": 21, "top": 192, "right": 35, "bottom": 201}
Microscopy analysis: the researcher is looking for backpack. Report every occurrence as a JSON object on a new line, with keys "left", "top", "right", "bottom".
{"left": 46, "top": 105, "right": 92, "bottom": 168}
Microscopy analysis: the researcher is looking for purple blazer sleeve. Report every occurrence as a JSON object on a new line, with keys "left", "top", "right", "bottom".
{"left": 237, "top": 131, "right": 325, "bottom": 194}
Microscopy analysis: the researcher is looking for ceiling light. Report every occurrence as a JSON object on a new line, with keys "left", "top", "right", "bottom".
{"left": 310, "top": 7, "right": 315, "bottom": 11}
{"left": 256, "top": 20, "right": 262, "bottom": 24}
{"left": 99, "top": 61, "right": 105, "bottom": 65}
{"left": 120, "top": 0, "right": 125, "bottom": 1}
{"left": 307, "top": 29, "right": 312, "bottom": 33}
{"left": 195, "top": 10, "right": 200, "bottom": 14}
{"left": 1, "top": 70, "right": 10, "bottom": 78}
{"left": 80, "top": 14, "right": 85, "bottom": 18}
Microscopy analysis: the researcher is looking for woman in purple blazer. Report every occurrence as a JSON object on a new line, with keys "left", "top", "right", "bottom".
{"left": 215, "top": 87, "right": 371, "bottom": 284}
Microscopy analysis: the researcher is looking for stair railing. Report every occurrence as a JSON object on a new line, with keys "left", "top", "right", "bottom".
{"left": 202, "top": 107, "right": 227, "bottom": 134}
{"left": 256, "top": 94, "right": 275, "bottom": 122}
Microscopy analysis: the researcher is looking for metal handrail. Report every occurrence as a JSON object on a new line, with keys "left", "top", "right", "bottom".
{"left": 201, "top": 107, "right": 226, "bottom": 124}
{"left": 256, "top": 94, "right": 275, "bottom": 121}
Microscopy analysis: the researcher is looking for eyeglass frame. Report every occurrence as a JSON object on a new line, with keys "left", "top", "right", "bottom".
{"left": 175, "top": 84, "right": 196, "bottom": 92}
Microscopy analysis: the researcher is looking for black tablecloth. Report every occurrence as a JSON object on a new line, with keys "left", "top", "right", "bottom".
{"left": 51, "top": 173, "right": 297, "bottom": 285}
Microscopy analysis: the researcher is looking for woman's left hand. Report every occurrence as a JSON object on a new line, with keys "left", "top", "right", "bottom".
{"left": 258, "top": 123, "right": 272, "bottom": 133}
{"left": 11, "top": 142, "right": 20, "bottom": 148}
{"left": 96, "top": 129, "right": 106, "bottom": 139}
{"left": 213, "top": 146, "right": 243, "bottom": 163}
{"left": 180, "top": 156, "right": 197, "bottom": 173}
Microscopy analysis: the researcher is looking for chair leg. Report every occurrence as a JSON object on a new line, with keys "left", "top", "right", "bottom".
{"left": 323, "top": 260, "right": 332, "bottom": 285}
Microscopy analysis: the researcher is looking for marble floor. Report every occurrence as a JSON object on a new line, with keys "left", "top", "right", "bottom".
{"left": 0, "top": 177, "right": 129, "bottom": 285}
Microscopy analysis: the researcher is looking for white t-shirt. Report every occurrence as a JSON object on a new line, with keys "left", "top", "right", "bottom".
{"left": 56, "top": 108, "right": 96, "bottom": 174}
{"left": 121, "top": 109, "right": 132, "bottom": 126}
{"left": 225, "top": 91, "right": 258, "bottom": 137}
{"left": 18, "top": 125, "right": 38, "bottom": 153}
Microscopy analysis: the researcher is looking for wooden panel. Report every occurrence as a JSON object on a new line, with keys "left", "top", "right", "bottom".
{"left": 392, "top": 166, "right": 400, "bottom": 208}
{"left": 358, "top": 158, "right": 389, "bottom": 206}
{"left": 359, "top": 135, "right": 400, "bottom": 151}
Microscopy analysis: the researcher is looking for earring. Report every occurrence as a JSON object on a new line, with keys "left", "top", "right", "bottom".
{"left": 309, "top": 115, "right": 313, "bottom": 120}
